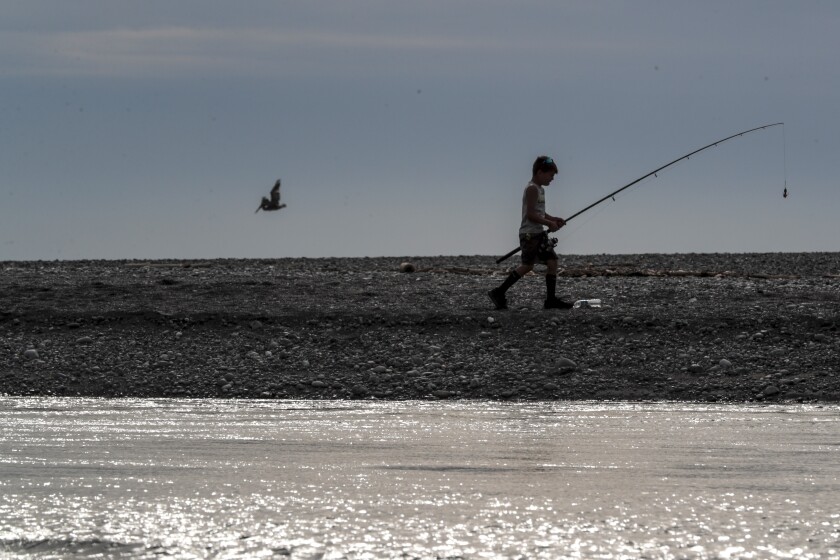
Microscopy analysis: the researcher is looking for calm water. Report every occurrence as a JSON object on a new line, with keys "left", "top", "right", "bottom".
{"left": 1, "top": 398, "right": 838, "bottom": 559}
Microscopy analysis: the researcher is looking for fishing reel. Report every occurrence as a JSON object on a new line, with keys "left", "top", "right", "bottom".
{"left": 494, "top": 231, "right": 558, "bottom": 264}
{"left": 540, "top": 234, "right": 559, "bottom": 252}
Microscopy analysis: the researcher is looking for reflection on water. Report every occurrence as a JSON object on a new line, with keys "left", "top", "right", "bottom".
{"left": 1, "top": 398, "right": 839, "bottom": 559}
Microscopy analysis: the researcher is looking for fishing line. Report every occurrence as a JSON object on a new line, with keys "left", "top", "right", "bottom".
{"left": 782, "top": 123, "right": 788, "bottom": 197}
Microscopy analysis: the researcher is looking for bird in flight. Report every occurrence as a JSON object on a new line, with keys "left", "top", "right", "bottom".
{"left": 256, "top": 179, "right": 287, "bottom": 213}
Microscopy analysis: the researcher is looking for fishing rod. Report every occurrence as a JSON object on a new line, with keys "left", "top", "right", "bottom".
{"left": 496, "top": 122, "right": 784, "bottom": 264}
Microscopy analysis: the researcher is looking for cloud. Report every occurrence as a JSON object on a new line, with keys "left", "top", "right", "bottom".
{"left": 1, "top": 26, "right": 533, "bottom": 79}
{"left": 0, "top": 23, "right": 663, "bottom": 81}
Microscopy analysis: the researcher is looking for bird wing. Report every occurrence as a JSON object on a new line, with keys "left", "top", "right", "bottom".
{"left": 270, "top": 179, "right": 281, "bottom": 204}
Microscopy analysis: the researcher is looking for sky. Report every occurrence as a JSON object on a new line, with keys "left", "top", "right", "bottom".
{"left": 1, "top": 1, "right": 838, "bottom": 260}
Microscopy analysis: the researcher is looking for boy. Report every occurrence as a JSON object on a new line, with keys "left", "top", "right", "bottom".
{"left": 488, "top": 155, "right": 573, "bottom": 310}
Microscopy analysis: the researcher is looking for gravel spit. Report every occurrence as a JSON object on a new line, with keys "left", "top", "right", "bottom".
{"left": 2, "top": 254, "right": 839, "bottom": 402}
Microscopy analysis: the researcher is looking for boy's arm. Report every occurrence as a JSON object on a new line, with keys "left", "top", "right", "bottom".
{"left": 544, "top": 212, "right": 566, "bottom": 228}
{"left": 524, "top": 185, "right": 565, "bottom": 231}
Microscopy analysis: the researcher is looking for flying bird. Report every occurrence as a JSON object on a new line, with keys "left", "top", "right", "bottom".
{"left": 256, "top": 179, "right": 287, "bottom": 213}
{"left": 783, "top": 187, "right": 788, "bottom": 199}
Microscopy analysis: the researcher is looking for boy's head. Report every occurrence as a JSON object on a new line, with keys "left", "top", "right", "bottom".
{"left": 532, "top": 155, "right": 558, "bottom": 176}
{"left": 532, "top": 155, "right": 558, "bottom": 185}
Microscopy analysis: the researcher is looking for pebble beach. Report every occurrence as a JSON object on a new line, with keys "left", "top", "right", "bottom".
{"left": 3, "top": 253, "right": 840, "bottom": 402}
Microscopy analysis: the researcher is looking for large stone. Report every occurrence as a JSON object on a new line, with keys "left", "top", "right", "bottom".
{"left": 763, "top": 385, "right": 781, "bottom": 397}
{"left": 351, "top": 385, "right": 368, "bottom": 397}
{"left": 556, "top": 357, "right": 577, "bottom": 370}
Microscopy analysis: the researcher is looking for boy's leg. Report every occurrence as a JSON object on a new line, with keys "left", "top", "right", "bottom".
{"left": 498, "top": 270, "right": 522, "bottom": 292}
{"left": 488, "top": 234, "right": 538, "bottom": 310}
{"left": 498, "top": 264, "right": 532, "bottom": 293}
{"left": 488, "top": 274, "right": 515, "bottom": 310}
{"left": 489, "top": 264, "right": 531, "bottom": 309}
{"left": 545, "top": 259, "right": 558, "bottom": 299}
{"left": 546, "top": 273, "right": 557, "bottom": 300}
{"left": 544, "top": 259, "right": 572, "bottom": 309}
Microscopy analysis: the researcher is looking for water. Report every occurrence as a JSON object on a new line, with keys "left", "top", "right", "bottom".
{"left": 1, "top": 398, "right": 839, "bottom": 559}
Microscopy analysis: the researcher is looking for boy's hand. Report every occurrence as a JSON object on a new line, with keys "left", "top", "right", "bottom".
{"left": 547, "top": 219, "right": 565, "bottom": 232}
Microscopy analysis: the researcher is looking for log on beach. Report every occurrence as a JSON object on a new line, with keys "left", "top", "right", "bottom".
{"left": 2, "top": 253, "right": 839, "bottom": 402}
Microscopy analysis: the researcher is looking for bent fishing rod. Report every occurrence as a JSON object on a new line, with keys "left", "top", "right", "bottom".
{"left": 496, "top": 122, "right": 784, "bottom": 264}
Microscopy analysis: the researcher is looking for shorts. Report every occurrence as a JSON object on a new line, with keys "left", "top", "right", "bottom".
{"left": 519, "top": 232, "right": 558, "bottom": 266}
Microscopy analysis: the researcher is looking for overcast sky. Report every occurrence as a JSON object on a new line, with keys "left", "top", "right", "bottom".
{"left": 2, "top": 1, "right": 838, "bottom": 260}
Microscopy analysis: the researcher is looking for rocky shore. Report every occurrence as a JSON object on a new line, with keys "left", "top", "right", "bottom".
{"left": 2, "top": 253, "right": 840, "bottom": 402}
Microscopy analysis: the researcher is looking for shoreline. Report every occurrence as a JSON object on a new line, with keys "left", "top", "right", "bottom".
{"left": 3, "top": 254, "right": 839, "bottom": 402}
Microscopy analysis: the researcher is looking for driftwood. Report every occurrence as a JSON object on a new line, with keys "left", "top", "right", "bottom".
{"left": 413, "top": 266, "right": 804, "bottom": 280}
{"left": 124, "top": 262, "right": 214, "bottom": 269}
{"left": 416, "top": 267, "right": 496, "bottom": 275}
{"left": 558, "top": 267, "right": 801, "bottom": 280}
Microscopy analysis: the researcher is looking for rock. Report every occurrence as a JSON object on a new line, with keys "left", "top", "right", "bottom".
{"left": 76, "top": 337, "right": 93, "bottom": 345}
{"left": 433, "top": 390, "right": 453, "bottom": 399}
{"left": 688, "top": 364, "right": 704, "bottom": 374}
{"left": 311, "top": 380, "right": 327, "bottom": 388}
{"left": 719, "top": 359, "right": 732, "bottom": 369}
{"left": 556, "top": 357, "right": 577, "bottom": 370}
{"left": 399, "top": 262, "right": 416, "bottom": 273}
{"left": 763, "top": 385, "right": 781, "bottom": 397}
{"left": 351, "top": 385, "right": 368, "bottom": 397}
{"left": 23, "top": 349, "right": 39, "bottom": 360}
{"left": 482, "top": 316, "right": 501, "bottom": 329}
{"left": 249, "top": 320, "right": 264, "bottom": 330}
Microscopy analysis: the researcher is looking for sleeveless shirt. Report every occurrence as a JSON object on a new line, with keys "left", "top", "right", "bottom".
{"left": 519, "top": 181, "right": 546, "bottom": 235}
